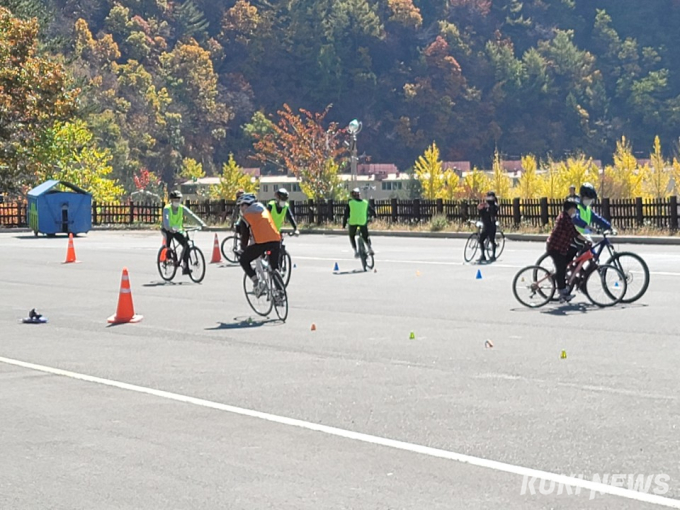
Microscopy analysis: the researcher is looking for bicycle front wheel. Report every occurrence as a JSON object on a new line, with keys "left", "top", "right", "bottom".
{"left": 280, "top": 249, "right": 292, "bottom": 287}
{"left": 584, "top": 264, "right": 627, "bottom": 307}
{"left": 157, "top": 247, "right": 177, "bottom": 281}
{"left": 464, "top": 234, "right": 479, "bottom": 262}
{"left": 187, "top": 246, "right": 206, "bottom": 283}
{"left": 604, "top": 252, "right": 649, "bottom": 303}
{"left": 221, "top": 235, "right": 240, "bottom": 264}
{"left": 512, "top": 266, "right": 555, "bottom": 308}
{"left": 243, "top": 273, "right": 273, "bottom": 316}
{"left": 271, "top": 271, "right": 289, "bottom": 322}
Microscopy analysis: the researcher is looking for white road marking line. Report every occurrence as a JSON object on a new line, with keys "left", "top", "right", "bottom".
{"left": 1, "top": 356, "right": 679, "bottom": 508}
{"left": 295, "top": 256, "right": 680, "bottom": 276}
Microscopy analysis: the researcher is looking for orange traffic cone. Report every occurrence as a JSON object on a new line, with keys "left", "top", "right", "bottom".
{"left": 311, "top": 323, "right": 317, "bottom": 331}
{"left": 210, "top": 233, "right": 222, "bottom": 263}
{"left": 108, "top": 268, "right": 143, "bottom": 324}
{"left": 63, "top": 233, "right": 79, "bottom": 264}
{"left": 160, "top": 237, "right": 167, "bottom": 262}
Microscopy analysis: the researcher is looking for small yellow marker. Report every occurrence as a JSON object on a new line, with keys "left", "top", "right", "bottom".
{"left": 561, "top": 350, "right": 567, "bottom": 359}
{"left": 409, "top": 331, "right": 415, "bottom": 340}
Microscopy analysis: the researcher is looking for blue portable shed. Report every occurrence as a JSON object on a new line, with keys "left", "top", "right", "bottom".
{"left": 27, "top": 180, "right": 92, "bottom": 236}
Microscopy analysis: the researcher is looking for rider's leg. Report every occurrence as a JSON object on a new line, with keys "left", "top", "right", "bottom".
{"left": 360, "top": 225, "right": 373, "bottom": 254}
{"left": 348, "top": 225, "right": 358, "bottom": 256}
{"left": 240, "top": 244, "right": 264, "bottom": 281}
{"left": 549, "top": 250, "right": 573, "bottom": 302}
{"left": 267, "top": 241, "right": 281, "bottom": 272}
{"left": 176, "top": 233, "right": 190, "bottom": 273}
{"left": 478, "top": 228, "right": 489, "bottom": 261}
{"left": 488, "top": 223, "right": 497, "bottom": 261}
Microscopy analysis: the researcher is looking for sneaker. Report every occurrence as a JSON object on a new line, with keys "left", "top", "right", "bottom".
{"left": 558, "top": 288, "right": 574, "bottom": 303}
{"left": 368, "top": 247, "right": 375, "bottom": 256}
{"left": 182, "top": 266, "right": 191, "bottom": 275}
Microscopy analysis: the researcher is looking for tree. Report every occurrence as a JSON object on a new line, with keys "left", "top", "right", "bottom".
{"left": 414, "top": 142, "right": 445, "bottom": 199}
{"left": 0, "top": 7, "right": 79, "bottom": 194}
{"left": 516, "top": 155, "right": 541, "bottom": 199}
{"left": 181, "top": 157, "right": 206, "bottom": 182}
{"left": 30, "top": 121, "right": 124, "bottom": 202}
{"left": 490, "top": 149, "right": 511, "bottom": 199}
{"left": 644, "top": 136, "right": 671, "bottom": 198}
{"left": 603, "top": 136, "right": 646, "bottom": 199}
{"left": 252, "top": 104, "right": 347, "bottom": 200}
{"left": 210, "top": 153, "right": 258, "bottom": 199}
{"left": 462, "top": 168, "right": 491, "bottom": 199}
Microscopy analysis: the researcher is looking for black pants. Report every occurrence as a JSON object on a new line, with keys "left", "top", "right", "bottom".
{"left": 162, "top": 229, "right": 190, "bottom": 266}
{"left": 479, "top": 222, "right": 497, "bottom": 258}
{"left": 549, "top": 246, "right": 578, "bottom": 290}
{"left": 349, "top": 225, "right": 370, "bottom": 252}
{"left": 240, "top": 241, "right": 281, "bottom": 279}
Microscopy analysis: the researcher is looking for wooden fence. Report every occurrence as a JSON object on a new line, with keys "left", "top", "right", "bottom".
{"left": 1, "top": 197, "right": 678, "bottom": 231}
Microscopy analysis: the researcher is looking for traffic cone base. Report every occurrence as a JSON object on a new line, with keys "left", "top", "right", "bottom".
{"left": 63, "top": 233, "right": 80, "bottom": 264}
{"left": 210, "top": 233, "right": 222, "bottom": 263}
{"left": 108, "top": 268, "right": 143, "bottom": 324}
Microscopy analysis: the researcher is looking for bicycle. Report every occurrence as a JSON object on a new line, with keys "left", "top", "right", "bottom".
{"left": 354, "top": 231, "right": 375, "bottom": 272}
{"left": 278, "top": 232, "right": 295, "bottom": 287}
{"left": 220, "top": 230, "right": 241, "bottom": 264}
{"left": 157, "top": 227, "right": 206, "bottom": 283}
{"left": 512, "top": 245, "right": 627, "bottom": 308}
{"left": 463, "top": 220, "right": 506, "bottom": 263}
{"left": 534, "top": 230, "right": 649, "bottom": 303}
{"left": 242, "top": 250, "right": 288, "bottom": 322}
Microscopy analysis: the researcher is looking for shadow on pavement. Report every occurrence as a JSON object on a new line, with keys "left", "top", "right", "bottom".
{"left": 143, "top": 281, "right": 186, "bottom": 287}
{"left": 333, "top": 269, "right": 367, "bottom": 275}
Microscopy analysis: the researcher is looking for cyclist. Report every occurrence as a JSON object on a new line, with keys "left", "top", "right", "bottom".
{"left": 547, "top": 199, "right": 590, "bottom": 303}
{"left": 231, "top": 189, "right": 245, "bottom": 229}
{"left": 477, "top": 191, "right": 498, "bottom": 263}
{"left": 267, "top": 188, "right": 300, "bottom": 235}
{"left": 236, "top": 193, "right": 282, "bottom": 287}
{"left": 573, "top": 183, "right": 614, "bottom": 235}
{"left": 162, "top": 190, "right": 207, "bottom": 274}
{"left": 342, "top": 187, "right": 375, "bottom": 258}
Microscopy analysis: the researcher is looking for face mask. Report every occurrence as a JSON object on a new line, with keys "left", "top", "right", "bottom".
{"left": 570, "top": 211, "right": 578, "bottom": 218}
{"left": 278, "top": 199, "right": 286, "bottom": 207}
{"left": 171, "top": 200, "right": 180, "bottom": 207}
{"left": 582, "top": 198, "right": 593, "bottom": 207}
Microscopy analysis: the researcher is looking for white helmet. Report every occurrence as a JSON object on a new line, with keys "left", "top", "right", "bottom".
{"left": 236, "top": 193, "right": 256, "bottom": 206}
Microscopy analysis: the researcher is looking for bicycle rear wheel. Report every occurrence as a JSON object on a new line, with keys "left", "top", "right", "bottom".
{"left": 221, "top": 235, "right": 240, "bottom": 264}
{"left": 157, "top": 247, "right": 177, "bottom": 281}
{"left": 604, "top": 252, "right": 649, "bottom": 303}
{"left": 492, "top": 230, "right": 506, "bottom": 258}
{"left": 584, "top": 264, "right": 627, "bottom": 307}
{"left": 243, "top": 273, "right": 273, "bottom": 316}
{"left": 271, "top": 271, "right": 288, "bottom": 322}
{"left": 187, "top": 246, "right": 206, "bottom": 283}
{"left": 512, "top": 266, "right": 555, "bottom": 308}
{"left": 464, "top": 234, "right": 479, "bottom": 262}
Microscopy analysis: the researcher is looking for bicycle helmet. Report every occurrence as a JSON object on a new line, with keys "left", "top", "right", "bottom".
{"left": 236, "top": 193, "right": 257, "bottom": 206}
{"left": 169, "top": 190, "right": 182, "bottom": 199}
{"left": 563, "top": 198, "right": 579, "bottom": 211}
{"left": 275, "top": 188, "right": 289, "bottom": 200}
{"left": 579, "top": 183, "right": 597, "bottom": 200}
{"left": 351, "top": 187, "right": 361, "bottom": 199}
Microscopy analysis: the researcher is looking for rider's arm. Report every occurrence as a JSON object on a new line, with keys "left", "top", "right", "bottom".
{"left": 237, "top": 220, "right": 250, "bottom": 250}
{"left": 368, "top": 203, "right": 376, "bottom": 221}
{"left": 162, "top": 208, "right": 171, "bottom": 231}
{"left": 590, "top": 210, "right": 612, "bottom": 231}
{"left": 182, "top": 206, "right": 207, "bottom": 228}
{"left": 571, "top": 210, "right": 588, "bottom": 230}
{"left": 342, "top": 204, "right": 350, "bottom": 228}
{"left": 286, "top": 206, "right": 298, "bottom": 231}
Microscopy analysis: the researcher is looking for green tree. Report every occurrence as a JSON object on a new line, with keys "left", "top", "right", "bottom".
{"left": 643, "top": 136, "right": 670, "bottom": 199}
{"left": 181, "top": 157, "right": 205, "bottom": 182}
{"left": 210, "top": 153, "right": 258, "bottom": 199}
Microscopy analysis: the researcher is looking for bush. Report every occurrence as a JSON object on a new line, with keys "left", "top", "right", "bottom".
{"left": 430, "top": 214, "right": 449, "bottom": 232}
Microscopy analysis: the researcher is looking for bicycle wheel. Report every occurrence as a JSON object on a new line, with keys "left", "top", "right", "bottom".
{"left": 279, "top": 249, "right": 292, "bottom": 287}
{"left": 464, "top": 234, "right": 479, "bottom": 262}
{"left": 494, "top": 231, "right": 506, "bottom": 258}
{"left": 512, "top": 266, "right": 556, "bottom": 308}
{"left": 271, "top": 271, "right": 289, "bottom": 322}
{"left": 221, "top": 235, "right": 240, "bottom": 264}
{"left": 187, "top": 246, "right": 206, "bottom": 283}
{"left": 583, "top": 264, "right": 627, "bottom": 307}
{"left": 243, "top": 273, "right": 273, "bottom": 316}
{"left": 157, "top": 247, "right": 177, "bottom": 281}
{"left": 604, "top": 252, "right": 649, "bottom": 303}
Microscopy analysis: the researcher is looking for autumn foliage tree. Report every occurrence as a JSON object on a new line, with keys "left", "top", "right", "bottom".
{"left": 0, "top": 7, "right": 79, "bottom": 194}
{"left": 253, "top": 104, "right": 346, "bottom": 200}
{"left": 210, "top": 153, "right": 258, "bottom": 199}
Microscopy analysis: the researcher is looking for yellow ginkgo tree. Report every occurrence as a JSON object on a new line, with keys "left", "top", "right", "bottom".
{"left": 414, "top": 141, "right": 445, "bottom": 199}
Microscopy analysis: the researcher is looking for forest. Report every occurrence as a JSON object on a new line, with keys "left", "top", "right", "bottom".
{"left": 2, "top": 0, "right": 680, "bottom": 200}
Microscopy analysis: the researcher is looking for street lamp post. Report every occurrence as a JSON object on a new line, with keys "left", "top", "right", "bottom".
{"left": 347, "top": 119, "right": 362, "bottom": 190}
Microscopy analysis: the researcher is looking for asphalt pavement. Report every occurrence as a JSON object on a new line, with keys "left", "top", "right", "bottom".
{"left": 1, "top": 230, "right": 679, "bottom": 509}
